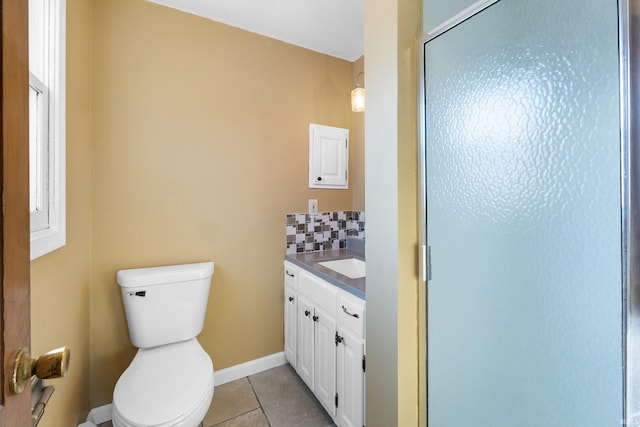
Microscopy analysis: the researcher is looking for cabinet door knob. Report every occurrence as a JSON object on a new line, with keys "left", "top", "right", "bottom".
{"left": 313, "top": 315, "right": 318, "bottom": 322}
{"left": 317, "top": 176, "right": 322, "bottom": 181}
{"left": 304, "top": 310, "right": 311, "bottom": 317}
{"left": 289, "top": 296, "right": 294, "bottom": 302}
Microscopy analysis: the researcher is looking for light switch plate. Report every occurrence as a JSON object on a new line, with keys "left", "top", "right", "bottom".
{"left": 309, "top": 199, "right": 318, "bottom": 216}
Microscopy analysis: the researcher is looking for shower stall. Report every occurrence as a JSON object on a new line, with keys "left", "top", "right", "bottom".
{"left": 419, "top": 0, "right": 640, "bottom": 424}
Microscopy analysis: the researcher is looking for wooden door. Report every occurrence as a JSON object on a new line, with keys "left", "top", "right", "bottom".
{"left": 0, "top": 0, "right": 32, "bottom": 425}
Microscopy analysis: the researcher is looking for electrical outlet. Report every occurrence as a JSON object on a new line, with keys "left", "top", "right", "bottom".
{"left": 309, "top": 199, "right": 319, "bottom": 216}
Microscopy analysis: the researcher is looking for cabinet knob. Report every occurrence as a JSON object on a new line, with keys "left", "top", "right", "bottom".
{"left": 313, "top": 315, "right": 318, "bottom": 322}
{"left": 288, "top": 296, "right": 294, "bottom": 302}
{"left": 317, "top": 176, "right": 322, "bottom": 181}
{"left": 305, "top": 310, "right": 311, "bottom": 317}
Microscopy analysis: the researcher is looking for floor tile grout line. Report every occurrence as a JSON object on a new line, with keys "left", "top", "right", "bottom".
{"left": 260, "top": 407, "right": 272, "bottom": 427}
{"left": 247, "top": 374, "right": 273, "bottom": 427}
{"left": 210, "top": 407, "right": 263, "bottom": 427}
{"left": 208, "top": 376, "right": 262, "bottom": 427}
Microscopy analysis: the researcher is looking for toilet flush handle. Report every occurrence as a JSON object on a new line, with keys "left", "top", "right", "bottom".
{"left": 9, "top": 346, "right": 70, "bottom": 395}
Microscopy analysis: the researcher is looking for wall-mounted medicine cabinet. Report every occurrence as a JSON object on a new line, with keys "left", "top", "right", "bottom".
{"left": 309, "top": 124, "right": 349, "bottom": 189}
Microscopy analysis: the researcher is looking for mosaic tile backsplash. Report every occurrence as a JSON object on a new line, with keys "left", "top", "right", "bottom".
{"left": 286, "top": 211, "right": 365, "bottom": 254}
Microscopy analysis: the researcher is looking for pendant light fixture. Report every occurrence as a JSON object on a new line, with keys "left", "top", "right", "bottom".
{"left": 351, "top": 72, "right": 365, "bottom": 112}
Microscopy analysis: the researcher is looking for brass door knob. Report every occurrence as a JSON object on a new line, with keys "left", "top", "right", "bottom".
{"left": 10, "top": 346, "right": 70, "bottom": 395}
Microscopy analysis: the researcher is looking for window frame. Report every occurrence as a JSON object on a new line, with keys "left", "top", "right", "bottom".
{"left": 28, "top": 0, "right": 66, "bottom": 260}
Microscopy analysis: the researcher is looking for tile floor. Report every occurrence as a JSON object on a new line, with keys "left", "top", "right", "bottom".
{"left": 98, "top": 364, "right": 336, "bottom": 427}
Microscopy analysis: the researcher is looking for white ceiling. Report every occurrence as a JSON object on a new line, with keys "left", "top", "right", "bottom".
{"left": 147, "top": 0, "right": 364, "bottom": 62}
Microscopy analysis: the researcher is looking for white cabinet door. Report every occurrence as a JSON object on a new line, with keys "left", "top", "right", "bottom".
{"left": 284, "top": 286, "right": 297, "bottom": 368}
{"left": 314, "top": 306, "right": 337, "bottom": 418}
{"left": 284, "top": 262, "right": 298, "bottom": 368}
{"left": 296, "top": 295, "right": 315, "bottom": 390}
{"left": 337, "top": 328, "right": 364, "bottom": 427}
{"left": 309, "top": 124, "right": 349, "bottom": 189}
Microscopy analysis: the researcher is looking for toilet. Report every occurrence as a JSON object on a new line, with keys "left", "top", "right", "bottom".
{"left": 112, "top": 262, "right": 215, "bottom": 427}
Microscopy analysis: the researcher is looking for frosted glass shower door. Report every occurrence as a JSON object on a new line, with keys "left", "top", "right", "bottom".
{"left": 423, "top": 0, "right": 622, "bottom": 426}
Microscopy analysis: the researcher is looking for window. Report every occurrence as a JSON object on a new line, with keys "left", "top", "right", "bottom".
{"left": 28, "top": 0, "right": 66, "bottom": 259}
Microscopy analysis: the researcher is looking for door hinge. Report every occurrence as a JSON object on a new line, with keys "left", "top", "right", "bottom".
{"left": 362, "top": 355, "right": 366, "bottom": 372}
{"left": 335, "top": 392, "right": 339, "bottom": 408}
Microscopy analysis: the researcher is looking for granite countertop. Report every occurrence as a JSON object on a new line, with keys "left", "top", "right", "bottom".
{"left": 285, "top": 249, "right": 365, "bottom": 299}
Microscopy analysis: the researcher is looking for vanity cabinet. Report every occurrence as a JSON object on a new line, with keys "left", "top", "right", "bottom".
{"left": 283, "top": 261, "right": 365, "bottom": 427}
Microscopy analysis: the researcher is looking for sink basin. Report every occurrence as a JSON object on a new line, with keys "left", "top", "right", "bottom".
{"left": 318, "top": 258, "right": 365, "bottom": 279}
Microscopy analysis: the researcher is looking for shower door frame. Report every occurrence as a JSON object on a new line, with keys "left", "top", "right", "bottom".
{"left": 619, "top": 0, "right": 640, "bottom": 423}
{"left": 417, "top": 0, "right": 639, "bottom": 424}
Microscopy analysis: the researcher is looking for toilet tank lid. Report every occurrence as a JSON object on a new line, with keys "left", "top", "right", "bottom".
{"left": 117, "top": 262, "right": 214, "bottom": 288}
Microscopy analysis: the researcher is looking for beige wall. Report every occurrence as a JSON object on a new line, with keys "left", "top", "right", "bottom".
{"left": 29, "top": 0, "right": 93, "bottom": 425}
{"left": 89, "top": 0, "right": 360, "bottom": 406}
{"left": 364, "top": 0, "right": 421, "bottom": 425}
{"left": 352, "top": 56, "right": 365, "bottom": 212}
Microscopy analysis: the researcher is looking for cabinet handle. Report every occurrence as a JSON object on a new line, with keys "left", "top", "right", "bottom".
{"left": 317, "top": 176, "right": 322, "bottom": 181}
{"left": 313, "top": 315, "right": 318, "bottom": 322}
{"left": 341, "top": 305, "right": 360, "bottom": 319}
{"left": 288, "top": 296, "right": 294, "bottom": 302}
{"left": 286, "top": 271, "right": 295, "bottom": 277}
{"left": 304, "top": 310, "right": 311, "bottom": 317}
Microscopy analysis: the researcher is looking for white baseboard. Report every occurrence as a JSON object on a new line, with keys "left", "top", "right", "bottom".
{"left": 85, "top": 403, "right": 112, "bottom": 425}
{"left": 80, "top": 352, "right": 287, "bottom": 425}
{"left": 214, "top": 352, "right": 287, "bottom": 386}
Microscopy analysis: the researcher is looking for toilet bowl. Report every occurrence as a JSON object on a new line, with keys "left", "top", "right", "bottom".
{"left": 112, "top": 262, "right": 215, "bottom": 427}
{"left": 113, "top": 339, "right": 214, "bottom": 427}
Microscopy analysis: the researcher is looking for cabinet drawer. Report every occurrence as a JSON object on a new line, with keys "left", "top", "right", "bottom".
{"left": 337, "top": 294, "right": 365, "bottom": 337}
{"left": 298, "top": 270, "right": 337, "bottom": 315}
{"left": 284, "top": 262, "right": 298, "bottom": 290}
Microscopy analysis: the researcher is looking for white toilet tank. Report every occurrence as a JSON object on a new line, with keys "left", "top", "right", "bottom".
{"left": 117, "top": 262, "right": 214, "bottom": 349}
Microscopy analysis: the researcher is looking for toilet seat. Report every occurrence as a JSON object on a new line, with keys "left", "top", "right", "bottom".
{"left": 113, "top": 339, "right": 214, "bottom": 427}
